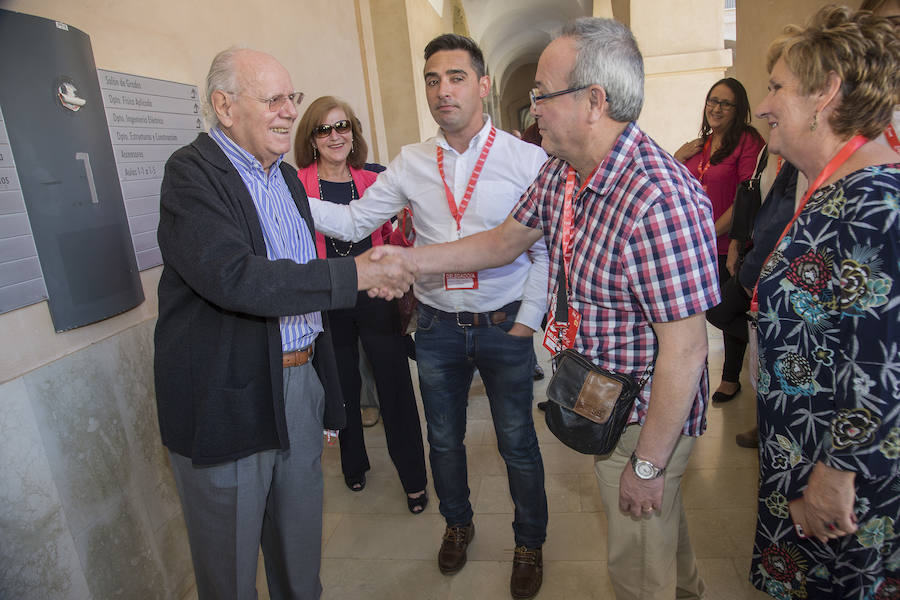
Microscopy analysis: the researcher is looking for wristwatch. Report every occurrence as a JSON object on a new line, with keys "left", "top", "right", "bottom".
{"left": 630, "top": 452, "right": 665, "bottom": 480}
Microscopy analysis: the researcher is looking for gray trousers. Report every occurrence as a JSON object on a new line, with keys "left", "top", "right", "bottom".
{"left": 169, "top": 363, "right": 325, "bottom": 600}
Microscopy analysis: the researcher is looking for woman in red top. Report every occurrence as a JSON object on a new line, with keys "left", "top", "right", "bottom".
{"left": 675, "top": 78, "right": 764, "bottom": 402}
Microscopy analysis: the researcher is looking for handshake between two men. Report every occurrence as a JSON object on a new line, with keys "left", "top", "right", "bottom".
{"left": 355, "top": 228, "right": 539, "bottom": 339}
{"left": 354, "top": 244, "right": 419, "bottom": 300}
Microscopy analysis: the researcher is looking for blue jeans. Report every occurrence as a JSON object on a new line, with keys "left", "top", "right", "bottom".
{"left": 415, "top": 303, "right": 548, "bottom": 548}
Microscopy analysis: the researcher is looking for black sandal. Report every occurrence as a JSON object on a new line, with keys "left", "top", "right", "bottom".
{"left": 344, "top": 474, "right": 366, "bottom": 492}
{"left": 407, "top": 490, "right": 428, "bottom": 514}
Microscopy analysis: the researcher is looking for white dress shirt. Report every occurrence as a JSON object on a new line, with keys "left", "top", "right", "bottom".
{"left": 309, "top": 116, "right": 550, "bottom": 331}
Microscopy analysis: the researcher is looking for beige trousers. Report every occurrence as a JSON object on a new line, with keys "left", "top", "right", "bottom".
{"left": 594, "top": 425, "right": 706, "bottom": 600}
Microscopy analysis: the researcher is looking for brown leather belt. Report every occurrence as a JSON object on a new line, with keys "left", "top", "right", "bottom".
{"left": 283, "top": 347, "right": 312, "bottom": 368}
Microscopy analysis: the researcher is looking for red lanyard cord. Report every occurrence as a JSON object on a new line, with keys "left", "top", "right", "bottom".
{"left": 884, "top": 123, "right": 899, "bottom": 154}
{"left": 750, "top": 134, "right": 868, "bottom": 312}
{"left": 436, "top": 126, "right": 496, "bottom": 232}
{"left": 697, "top": 137, "right": 713, "bottom": 183}
{"left": 559, "top": 166, "right": 598, "bottom": 297}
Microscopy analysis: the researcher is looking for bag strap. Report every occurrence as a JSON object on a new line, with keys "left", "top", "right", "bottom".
{"left": 636, "top": 362, "right": 654, "bottom": 390}
{"left": 555, "top": 255, "right": 568, "bottom": 325}
{"left": 753, "top": 146, "right": 768, "bottom": 180}
{"left": 555, "top": 257, "right": 656, "bottom": 383}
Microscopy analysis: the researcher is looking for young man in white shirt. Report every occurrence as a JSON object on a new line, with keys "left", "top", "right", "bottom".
{"left": 308, "top": 33, "right": 549, "bottom": 600}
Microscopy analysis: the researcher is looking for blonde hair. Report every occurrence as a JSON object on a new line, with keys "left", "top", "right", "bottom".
{"left": 766, "top": 4, "right": 899, "bottom": 139}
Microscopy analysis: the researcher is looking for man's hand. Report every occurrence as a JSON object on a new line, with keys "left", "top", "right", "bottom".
{"left": 368, "top": 244, "right": 409, "bottom": 264}
{"left": 801, "top": 461, "right": 857, "bottom": 542}
{"left": 619, "top": 463, "right": 664, "bottom": 518}
{"left": 355, "top": 246, "right": 417, "bottom": 300}
{"left": 507, "top": 323, "right": 535, "bottom": 337}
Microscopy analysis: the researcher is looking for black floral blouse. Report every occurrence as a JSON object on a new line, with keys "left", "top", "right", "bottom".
{"left": 751, "top": 165, "right": 900, "bottom": 600}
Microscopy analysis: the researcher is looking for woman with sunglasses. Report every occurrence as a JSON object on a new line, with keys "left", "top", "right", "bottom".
{"left": 674, "top": 78, "right": 765, "bottom": 405}
{"left": 294, "top": 96, "right": 428, "bottom": 514}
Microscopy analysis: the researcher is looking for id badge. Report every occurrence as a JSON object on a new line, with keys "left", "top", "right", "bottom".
{"left": 444, "top": 272, "right": 478, "bottom": 290}
{"left": 542, "top": 304, "right": 581, "bottom": 353}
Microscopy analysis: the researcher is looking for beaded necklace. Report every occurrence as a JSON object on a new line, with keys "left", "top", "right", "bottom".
{"left": 317, "top": 175, "right": 357, "bottom": 256}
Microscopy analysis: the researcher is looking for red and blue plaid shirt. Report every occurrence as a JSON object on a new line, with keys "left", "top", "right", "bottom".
{"left": 513, "top": 122, "right": 720, "bottom": 436}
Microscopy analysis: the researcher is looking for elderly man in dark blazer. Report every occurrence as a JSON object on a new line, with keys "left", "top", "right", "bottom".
{"left": 154, "top": 47, "right": 414, "bottom": 600}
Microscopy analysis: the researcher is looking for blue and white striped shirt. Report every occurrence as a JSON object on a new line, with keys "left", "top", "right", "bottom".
{"left": 210, "top": 127, "right": 322, "bottom": 351}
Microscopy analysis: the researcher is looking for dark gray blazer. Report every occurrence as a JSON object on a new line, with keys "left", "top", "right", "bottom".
{"left": 154, "top": 132, "right": 357, "bottom": 465}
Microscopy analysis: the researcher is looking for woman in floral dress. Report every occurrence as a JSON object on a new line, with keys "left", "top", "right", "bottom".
{"left": 750, "top": 6, "right": 900, "bottom": 599}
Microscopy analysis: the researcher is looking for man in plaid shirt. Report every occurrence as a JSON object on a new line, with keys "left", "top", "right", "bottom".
{"left": 372, "top": 17, "right": 720, "bottom": 600}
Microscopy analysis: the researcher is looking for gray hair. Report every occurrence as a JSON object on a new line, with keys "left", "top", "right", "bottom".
{"left": 203, "top": 47, "right": 243, "bottom": 130}
{"left": 560, "top": 18, "right": 644, "bottom": 123}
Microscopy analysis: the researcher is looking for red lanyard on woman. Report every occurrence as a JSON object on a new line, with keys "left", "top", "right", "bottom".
{"left": 884, "top": 124, "right": 900, "bottom": 154}
{"left": 750, "top": 134, "right": 868, "bottom": 312}
{"left": 436, "top": 126, "right": 496, "bottom": 233}
{"left": 697, "top": 137, "right": 713, "bottom": 183}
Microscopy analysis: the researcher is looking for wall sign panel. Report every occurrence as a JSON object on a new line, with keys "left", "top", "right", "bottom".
{"left": 0, "top": 104, "right": 50, "bottom": 313}
{"left": 0, "top": 11, "right": 201, "bottom": 323}
{"left": 98, "top": 69, "right": 201, "bottom": 271}
{"left": 0, "top": 10, "right": 144, "bottom": 330}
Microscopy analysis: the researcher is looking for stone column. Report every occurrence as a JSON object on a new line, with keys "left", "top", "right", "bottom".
{"left": 622, "top": 0, "right": 732, "bottom": 153}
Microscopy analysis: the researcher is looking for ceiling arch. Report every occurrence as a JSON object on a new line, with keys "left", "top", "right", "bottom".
{"left": 461, "top": 0, "right": 593, "bottom": 96}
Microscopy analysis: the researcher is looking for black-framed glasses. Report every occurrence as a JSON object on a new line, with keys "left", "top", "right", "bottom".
{"left": 529, "top": 85, "right": 590, "bottom": 106}
{"left": 706, "top": 98, "right": 736, "bottom": 111}
{"left": 313, "top": 119, "right": 352, "bottom": 138}
{"left": 238, "top": 91, "right": 304, "bottom": 112}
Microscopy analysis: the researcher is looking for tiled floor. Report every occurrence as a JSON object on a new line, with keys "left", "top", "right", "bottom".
{"left": 259, "top": 325, "right": 771, "bottom": 599}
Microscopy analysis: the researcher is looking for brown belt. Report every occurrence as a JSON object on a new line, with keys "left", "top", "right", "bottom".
{"left": 283, "top": 347, "right": 312, "bottom": 368}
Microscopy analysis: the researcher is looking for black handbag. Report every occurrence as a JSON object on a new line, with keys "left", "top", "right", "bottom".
{"left": 728, "top": 147, "right": 768, "bottom": 243}
{"left": 544, "top": 349, "right": 651, "bottom": 455}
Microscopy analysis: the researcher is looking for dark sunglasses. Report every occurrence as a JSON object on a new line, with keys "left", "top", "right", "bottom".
{"left": 313, "top": 120, "right": 352, "bottom": 138}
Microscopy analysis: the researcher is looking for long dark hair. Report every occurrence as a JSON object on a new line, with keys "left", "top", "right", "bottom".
{"left": 699, "top": 77, "right": 762, "bottom": 165}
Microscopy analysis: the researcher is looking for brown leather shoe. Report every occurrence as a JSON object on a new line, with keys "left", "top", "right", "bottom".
{"left": 438, "top": 522, "right": 475, "bottom": 574}
{"left": 510, "top": 545, "right": 542, "bottom": 599}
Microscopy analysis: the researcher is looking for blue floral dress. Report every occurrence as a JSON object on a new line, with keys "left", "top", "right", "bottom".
{"left": 751, "top": 165, "right": 900, "bottom": 600}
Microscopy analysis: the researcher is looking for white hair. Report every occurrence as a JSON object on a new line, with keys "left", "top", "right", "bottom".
{"left": 560, "top": 18, "right": 644, "bottom": 123}
{"left": 203, "top": 47, "right": 243, "bottom": 130}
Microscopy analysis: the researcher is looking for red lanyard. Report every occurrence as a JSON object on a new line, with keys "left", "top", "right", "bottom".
{"left": 436, "top": 126, "right": 496, "bottom": 231}
{"left": 750, "top": 134, "right": 868, "bottom": 312}
{"left": 560, "top": 166, "right": 595, "bottom": 290}
{"left": 561, "top": 168, "right": 577, "bottom": 285}
{"left": 884, "top": 123, "right": 900, "bottom": 154}
{"left": 776, "top": 155, "right": 784, "bottom": 175}
{"left": 400, "top": 206, "right": 415, "bottom": 245}
{"left": 697, "top": 137, "right": 713, "bottom": 183}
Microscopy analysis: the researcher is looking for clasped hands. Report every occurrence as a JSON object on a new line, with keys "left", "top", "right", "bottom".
{"left": 354, "top": 245, "right": 418, "bottom": 300}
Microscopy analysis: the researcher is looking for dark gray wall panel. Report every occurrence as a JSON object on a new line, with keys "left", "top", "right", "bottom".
{"left": 0, "top": 10, "right": 143, "bottom": 330}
